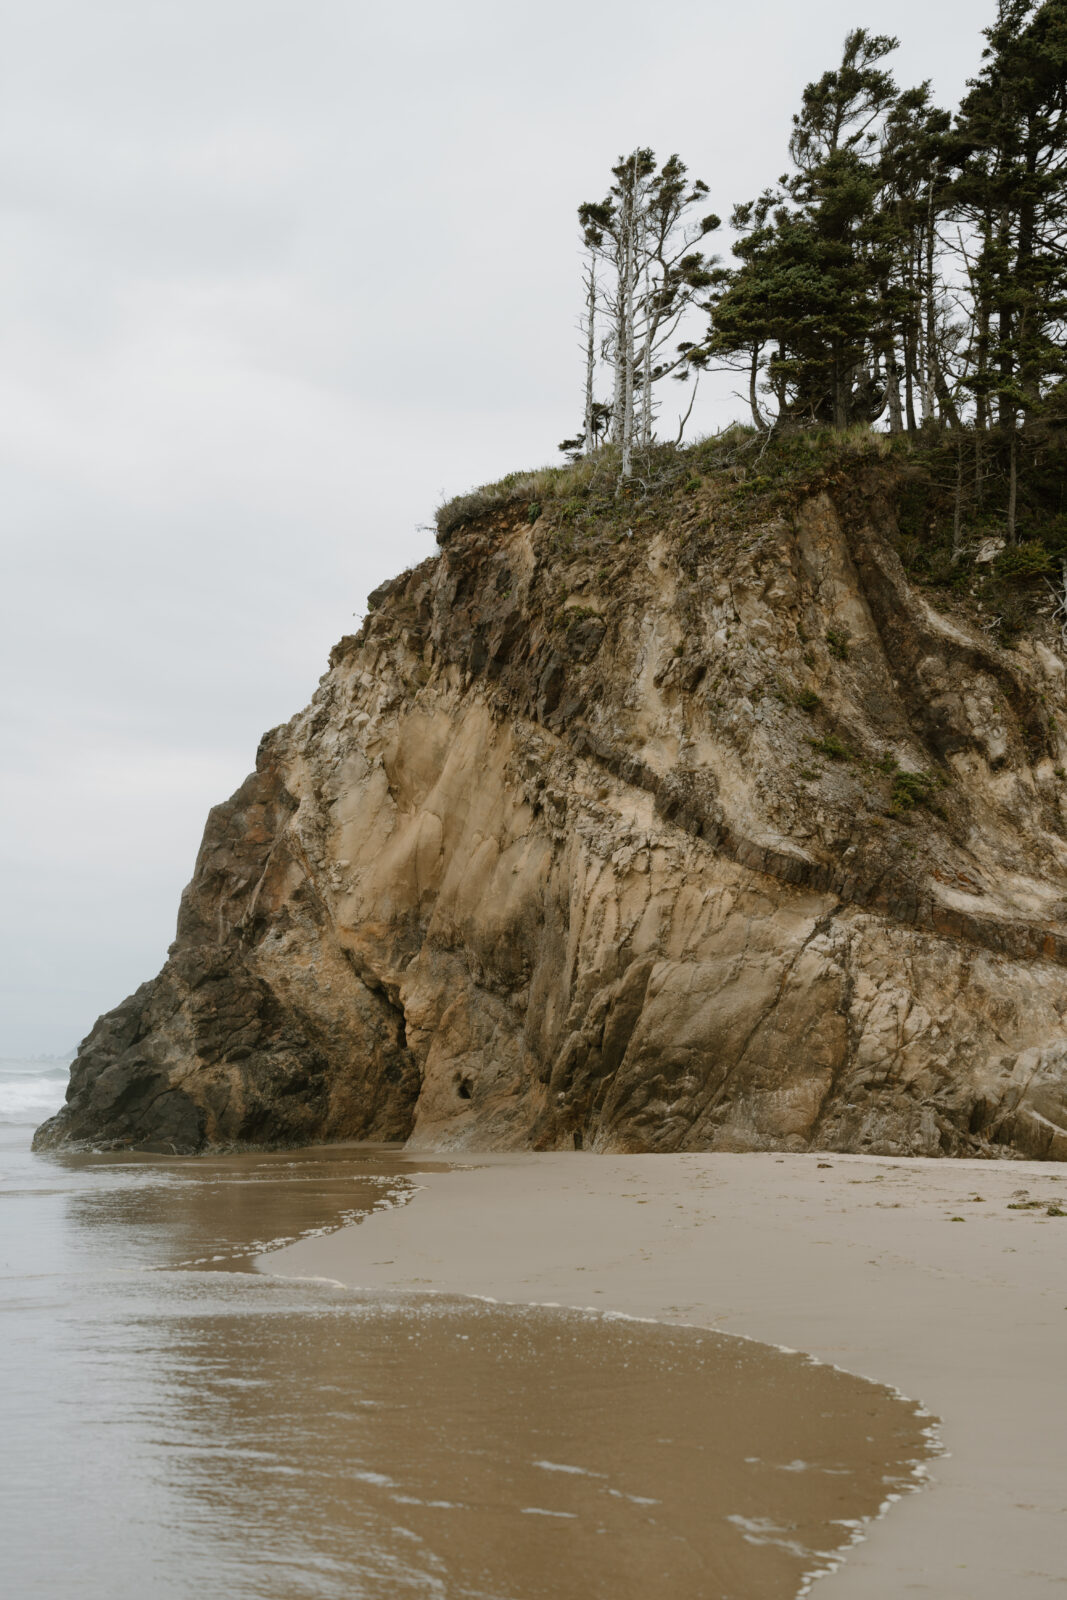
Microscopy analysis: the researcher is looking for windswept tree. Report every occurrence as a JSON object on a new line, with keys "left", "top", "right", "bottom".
{"left": 556, "top": 2, "right": 1067, "bottom": 553}
{"left": 880, "top": 86, "right": 958, "bottom": 432}
{"left": 931, "top": 0, "right": 1067, "bottom": 531}
{"left": 707, "top": 30, "right": 906, "bottom": 431}
{"left": 573, "top": 150, "right": 720, "bottom": 477}
{"left": 952, "top": 2, "right": 1067, "bottom": 415}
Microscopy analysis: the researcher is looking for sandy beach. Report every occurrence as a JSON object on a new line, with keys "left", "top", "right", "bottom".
{"left": 266, "top": 1150, "right": 1067, "bottom": 1599}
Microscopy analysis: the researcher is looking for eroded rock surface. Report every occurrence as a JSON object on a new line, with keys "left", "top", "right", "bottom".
{"left": 35, "top": 476, "right": 1067, "bottom": 1158}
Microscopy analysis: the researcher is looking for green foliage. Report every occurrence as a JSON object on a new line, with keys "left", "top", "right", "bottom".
{"left": 795, "top": 688, "right": 822, "bottom": 711}
{"left": 706, "top": 30, "right": 908, "bottom": 431}
{"left": 434, "top": 450, "right": 628, "bottom": 541}
{"left": 809, "top": 733, "right": 853, "bottom": 761}
{"left": 433, "top": 412, "right": 1064, "bottom": 671}
{"left": 825, "top": 626, "right": 851, "bottom": 660}
{"left": 951, "top": 0, "right": 1067, "bottom": 422}
{"left": 1040, "top": 512, "right": 1067, "bottom": 557}
{"left": 890, "top": 768, "right": 944, "bottom": 812}
{"left": 923, "top": 548, "right": 965, "bottom": 587}
{"left": 995, "top": 540, "right": 1053, "bottom": 582}
{"left": 872, "top": 423, "right": 1067, "bottom": 640}
{"left": 574, "top": 149, "right": 720, "bottom": 472}
{"left": 435, "top": 492, "right": 493, "bottom": 541}
{"left": 687, "top": 4, "right": 1067, "bottom": 449}
{"left": 539, "top": 0, "right": 1067, "bottom": 526}
{"left": 995, "top": 589, "right": 1032, "bottom": 639}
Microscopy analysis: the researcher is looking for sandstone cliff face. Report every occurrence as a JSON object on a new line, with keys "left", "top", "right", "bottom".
{"left": 36, "top": 469, "right": 1067, "bottom": 1158}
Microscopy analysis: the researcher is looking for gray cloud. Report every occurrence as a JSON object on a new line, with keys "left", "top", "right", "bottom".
{"left": 1, "top": 0, "right": 986, "bottom": 1052}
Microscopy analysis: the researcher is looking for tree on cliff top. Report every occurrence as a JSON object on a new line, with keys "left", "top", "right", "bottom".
{"left": 706, "top": 29, "right": 907, "bottom": 432}
{"left": 952, "top": 0, "right": 1067, "bottom": 429}
{"left": 558, "top": 0, "right": 1067, "bottom": 556}
{"left": 573, "top": 151, "right": 720, "bottom": 478}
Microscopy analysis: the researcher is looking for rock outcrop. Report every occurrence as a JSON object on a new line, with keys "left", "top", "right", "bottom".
{"left": 35, "top": 464, "right": 1067, "bottom": 1158}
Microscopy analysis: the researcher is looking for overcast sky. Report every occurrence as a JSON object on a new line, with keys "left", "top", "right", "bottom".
{"left": 2, "top": 0, "right": 988, "bottom": 1056}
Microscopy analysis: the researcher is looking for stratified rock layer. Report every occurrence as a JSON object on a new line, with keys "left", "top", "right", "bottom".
{"left": 36, "top": 473, "right": 1067, "bottom": 1157}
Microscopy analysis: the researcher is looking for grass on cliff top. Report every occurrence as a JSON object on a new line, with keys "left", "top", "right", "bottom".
{"left": 434, "top": 420, "right": 1067, "bottom": 644}
{"left": 434, "top": 424, "right": 901, "bottom": 540}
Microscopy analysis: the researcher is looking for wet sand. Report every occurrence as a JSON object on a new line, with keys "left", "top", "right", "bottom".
{"left": 6, "top": 1134, "right": 930, "bottom": 1600}
{"left": 267, "top": 1150, "right": 1067, "bottom": 1599}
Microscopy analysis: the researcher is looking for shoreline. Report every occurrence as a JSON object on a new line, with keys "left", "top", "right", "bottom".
{"left": 263, "top": 1149, "right": 1067, "bottom": 1599}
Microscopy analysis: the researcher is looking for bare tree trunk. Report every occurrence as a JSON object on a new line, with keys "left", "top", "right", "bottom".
{"left": 955, "top": 221, "right": 990, "bottom": 435}
{"left": 749, "top": 342, "right": 766, "bottom": 430}
{"left": 973, "top": 219, "right": 993, "bottom": 434}
{"left": 640, "top": 259, "right": 653, "bottom": 449}
{"left": 621, "top": 316, "right": 634, "bottom": 479}
{"left": 832, "top": 339, "right": 848, "bottom": 431}
{"left": 904, "top": 319, "right": 919, "bottom": 432}
{"left": 584, "top": 147, "right": 712, "bottom": 474}
{"left": 610, "top": 305, "right": 625, "bottom": 444}
{"left": 922, "top": 186, "right": 937, "bottom": 426}
{"left": 933, "top": 367, "right": 961, "bottom": 429}
{"left": 583, "top": 259, "right": 596, "bottom": 455}
{"left": 609, "top": 240, "right": 626, "bottom": 446}
{"left": 675, "top": 371, "right": 700, "bottom": 444}
{"left": 997, "top": 205, "right": 1014, "bottom": 430}
{"left": 1018, "top": 138, "right": 1041, "bottom": 416}
{"left": 885, "top": 340, "right": 904, "bottom": 435}
{"left": 952, "top": 436, "right": 966, "bottom": 562}
{"left": 903, "top": 246, "right": 919, "bottom": 432}
{"left": 1049, "top": 560, "right": 1067, "bottom": 656}
{"left": 619, "top": 172, "right": 636, "bottom": 481}
{"left": 1007, "top": 425, "right": 1018, "bottom": 544}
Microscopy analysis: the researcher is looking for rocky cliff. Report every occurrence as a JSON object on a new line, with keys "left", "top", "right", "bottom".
{"left": 35, "top": 446, "right": 1067, "bottom": 1158}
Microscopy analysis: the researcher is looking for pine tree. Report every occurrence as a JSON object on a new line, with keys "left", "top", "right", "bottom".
{"left": 707, "top": 31, "right": 904, "bottom": 430}
{"left": 558, "top": 3, "right": 1067, "bottom": 484}
{"left": 881, "top": 88, "right": 956, "bottom": 431}
{"left": 946, "top": 1, "right": 1067, "bottom": 533}
{"left": 952, "top": 1, "right": 1067, "bottom": 427}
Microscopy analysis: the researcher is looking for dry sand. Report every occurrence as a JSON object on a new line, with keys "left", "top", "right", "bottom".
{"left": 266, "top": 1151, "right": 1067, "bottom": 1598}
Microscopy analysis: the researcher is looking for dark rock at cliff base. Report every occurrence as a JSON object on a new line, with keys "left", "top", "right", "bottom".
{"left": 35, "top": 469, "right": 1067, "bottom": 1160}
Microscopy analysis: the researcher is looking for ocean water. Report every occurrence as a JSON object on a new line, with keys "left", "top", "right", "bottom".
{"left": 1, "top": 1060, "right": 934, "bottom": 1600}
{"left": 0, "top": 1055, "right": 72, "bottom": 1127}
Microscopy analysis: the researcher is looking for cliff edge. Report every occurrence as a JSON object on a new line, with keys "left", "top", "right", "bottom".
{"left": 36, "top": 441, "right": 1067, "bottom": 1158}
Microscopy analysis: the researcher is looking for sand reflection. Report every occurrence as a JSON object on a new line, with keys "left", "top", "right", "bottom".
{"left": 10, "top": 1145, "right": 935, "bottom": 1599}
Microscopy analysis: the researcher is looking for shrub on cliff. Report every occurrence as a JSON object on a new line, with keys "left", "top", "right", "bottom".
{"left": 434, "top": 450, "right": 627, "bottom": 543}
{"left": 435, "top": 492, "right": 491, "bottom": 542}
